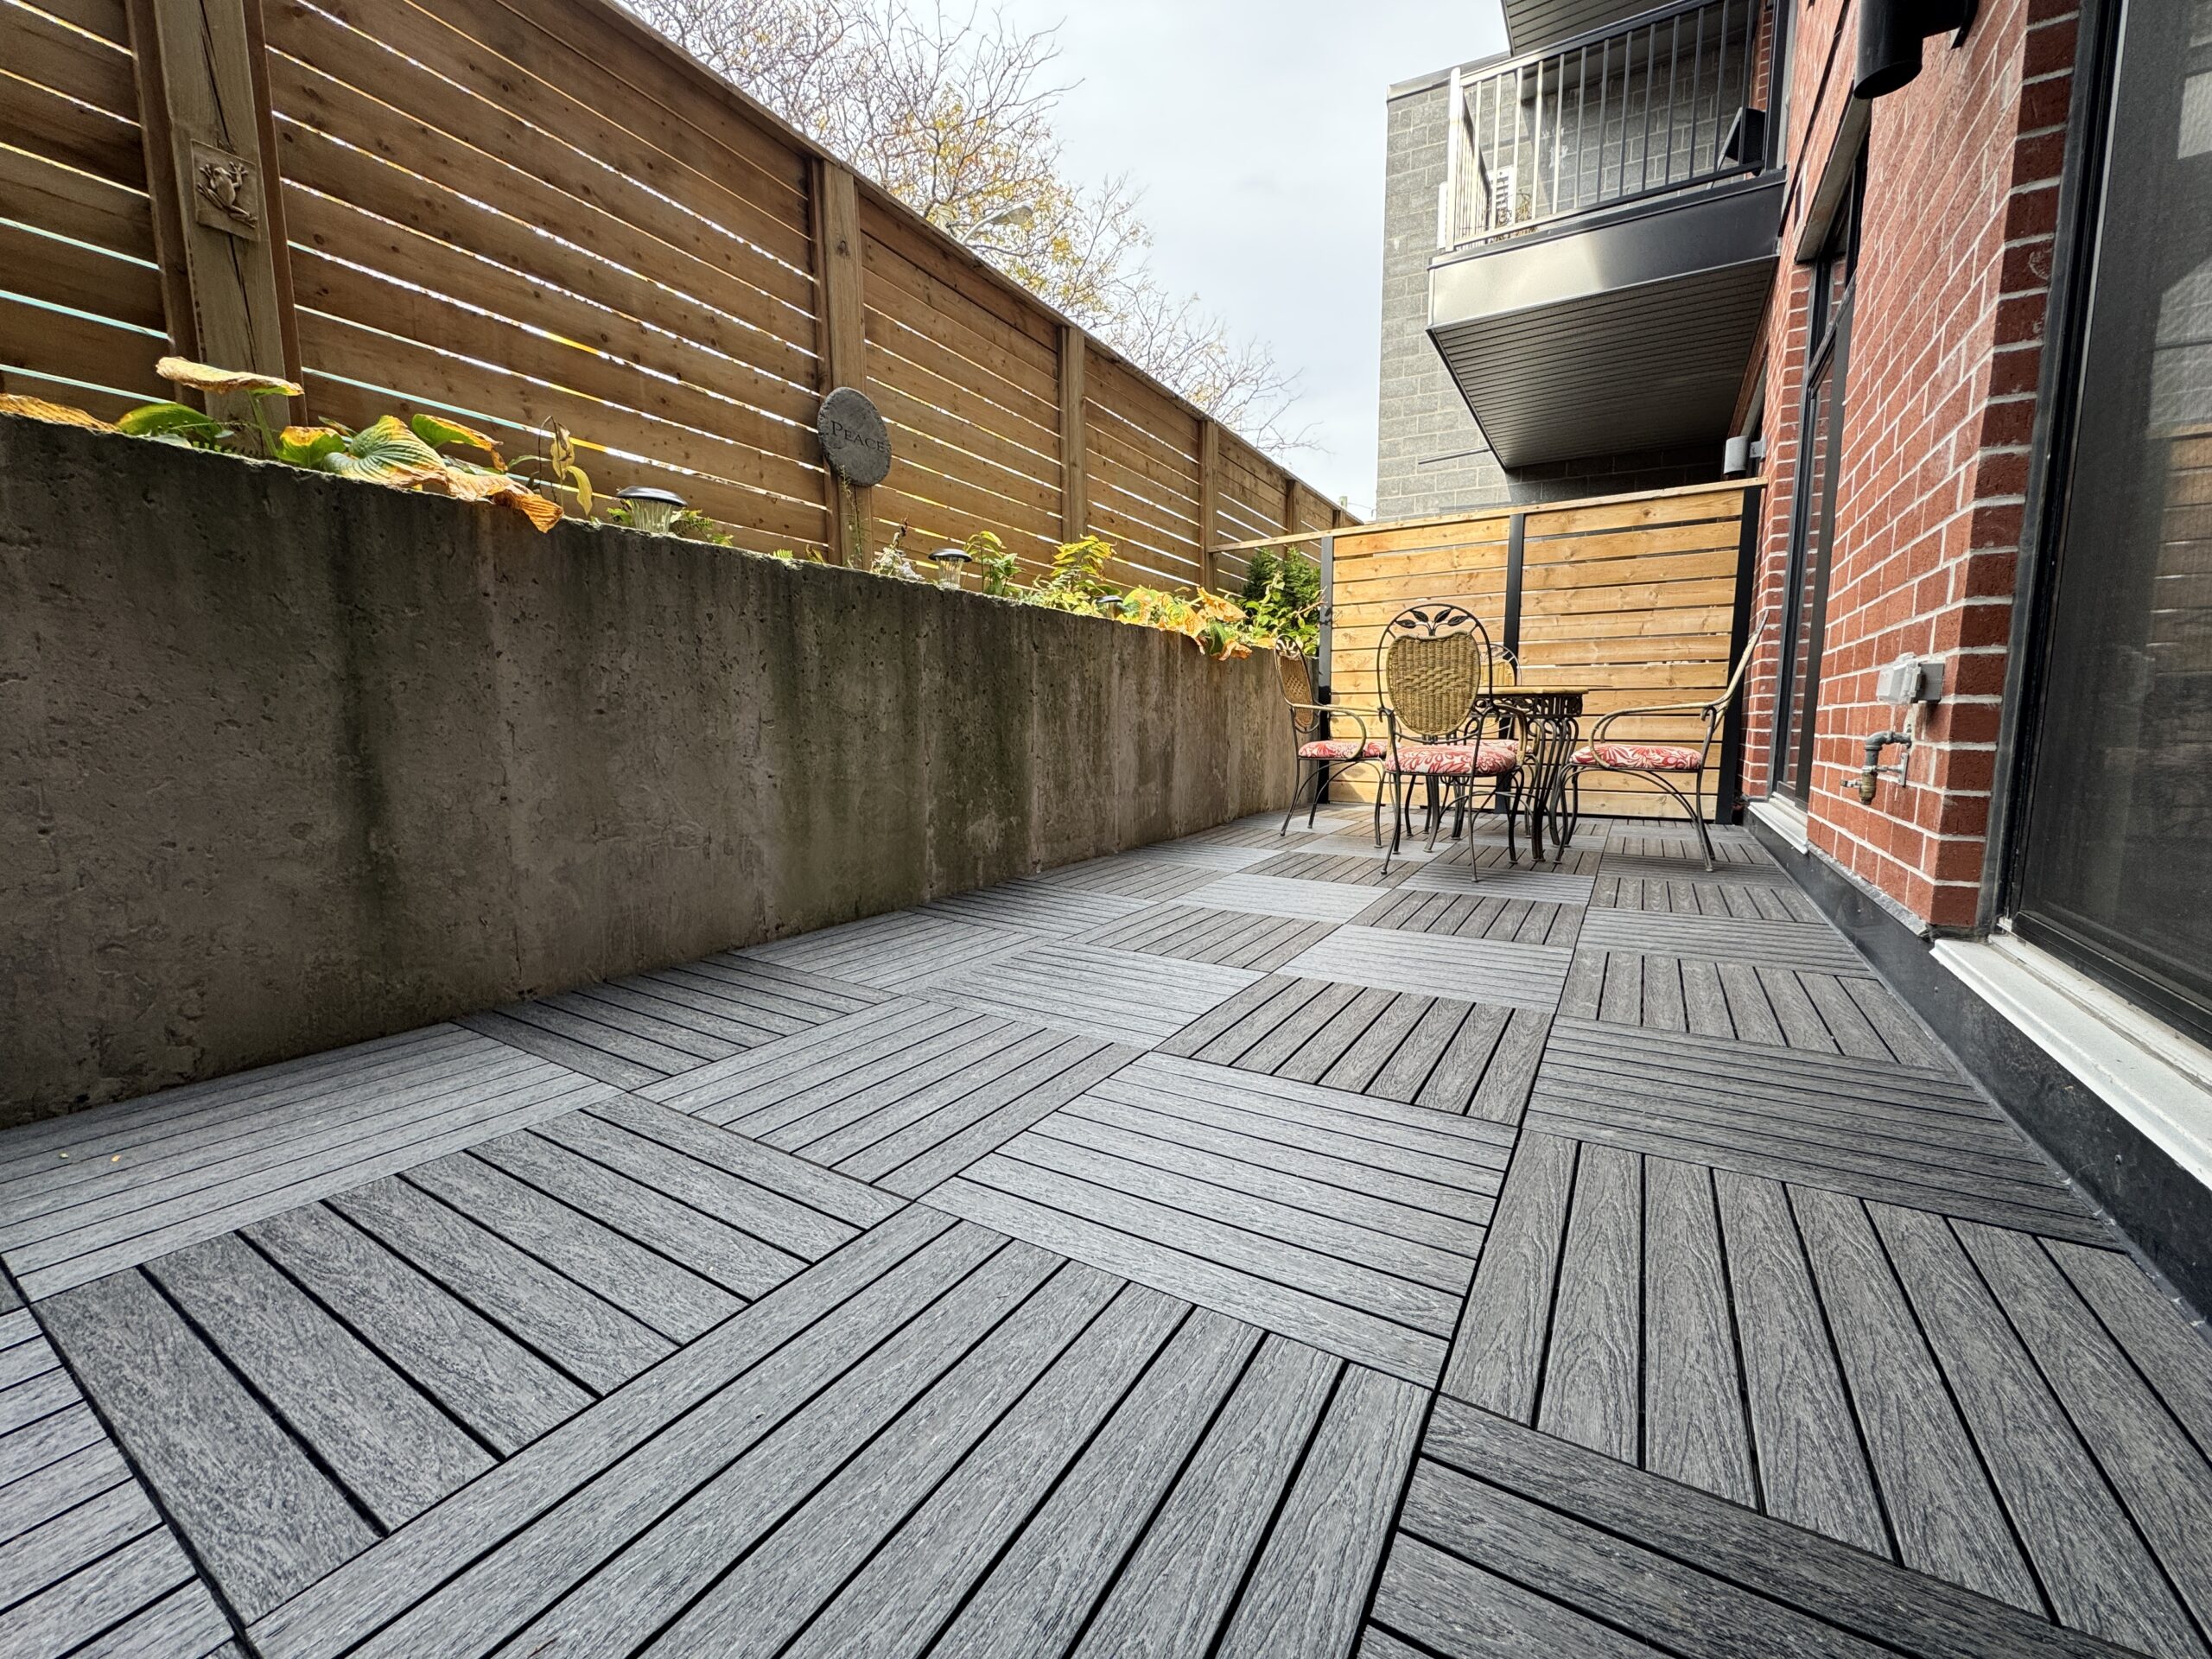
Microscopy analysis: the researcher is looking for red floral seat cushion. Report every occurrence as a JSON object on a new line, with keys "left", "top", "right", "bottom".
{"left": 1393, "top": 740, "right": 1519, "bottom": 776}
{"left": 1573, "top": 741, "right": 1704, "bottom": 772}
{"left": 1298, "top": 738, "right": 1388, "bottom": 760}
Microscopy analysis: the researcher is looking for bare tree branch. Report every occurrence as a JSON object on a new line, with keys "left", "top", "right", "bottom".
{"left": 626, "top": 0, "right": 1311, "bottom": 456}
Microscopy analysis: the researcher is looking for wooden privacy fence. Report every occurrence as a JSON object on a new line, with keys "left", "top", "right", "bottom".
{"left": 1325, "top": 480, "right": 1762, "bottom": 820}
{"left": 0, "top": 0, "right": 1345, "bottom": 583}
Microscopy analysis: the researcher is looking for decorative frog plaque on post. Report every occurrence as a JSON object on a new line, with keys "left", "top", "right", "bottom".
{"left": 816, "top": 387, "right": 891, "bottom": 487}
{"left": 188, "top": 141, "right": 263, "bottom": 241}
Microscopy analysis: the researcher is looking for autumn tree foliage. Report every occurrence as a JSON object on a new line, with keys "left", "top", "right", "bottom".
{"left": 628, "top": 0, "right": 1309, "bottom": 453}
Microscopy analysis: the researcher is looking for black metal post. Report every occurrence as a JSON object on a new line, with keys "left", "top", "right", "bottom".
{"left": 1714, "top": 483, "right": 1764, "bottom": 822}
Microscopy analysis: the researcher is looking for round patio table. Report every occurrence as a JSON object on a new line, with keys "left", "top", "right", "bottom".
{"left": 1482, "top": 683, "right": 1589, "bottom": 865}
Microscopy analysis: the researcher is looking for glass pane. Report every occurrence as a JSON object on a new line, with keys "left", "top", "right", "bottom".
{"left": 1777, "top": 348, "right": 1839, "bottom": 798}
{"left": 2018, "top": 0, "right": 2212, "bottom": 1027}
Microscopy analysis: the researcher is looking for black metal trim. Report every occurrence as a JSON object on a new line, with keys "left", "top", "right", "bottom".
{"left": 1980, "top": 0, "right": 2123, "bottom": 931}
{"left": 1715, "top": 483, "right": 1763, "bottom": 823}
{"left": 1503, "top": 512, "right": 1526, "bottom": 661}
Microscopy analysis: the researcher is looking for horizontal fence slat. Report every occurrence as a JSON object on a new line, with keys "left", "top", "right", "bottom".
{"left": 0, "top": 294, "right": 167, "bottom": 397}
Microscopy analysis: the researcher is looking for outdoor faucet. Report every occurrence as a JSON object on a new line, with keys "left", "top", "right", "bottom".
{"left": 1856, "top": 729, "right": 1913, "bottom": 803}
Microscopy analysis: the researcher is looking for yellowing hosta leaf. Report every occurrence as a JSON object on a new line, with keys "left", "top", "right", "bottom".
{"left": 319, "top": 416, "right": 446, "bottom": 486}
{"left": 0, "top": 393, "right": 118, "bottom": 432}
{"left": 409, "top": 412, "right": 504, "bottom": 467}
{"left": 275, "top": 424, "right": 347, "bottom": 466}
{"left": 505, "top": 487, "right": 563, "bottom": 532}
{"left": 156, "top": 357, "right": 303, "bottom": 398}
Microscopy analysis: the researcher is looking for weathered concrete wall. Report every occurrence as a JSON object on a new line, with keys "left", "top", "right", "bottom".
{"left": 0, "top": 417, "right": 1293, "bottom": 1124}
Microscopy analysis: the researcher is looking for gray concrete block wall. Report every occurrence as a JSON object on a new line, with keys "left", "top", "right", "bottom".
{"left": 0, "top": 418, "right": 1295, "bottom": 1123}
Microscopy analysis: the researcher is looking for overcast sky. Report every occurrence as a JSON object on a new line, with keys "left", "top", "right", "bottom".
{"left": 993, "top": 1, "right": 1507, "bottom": 517}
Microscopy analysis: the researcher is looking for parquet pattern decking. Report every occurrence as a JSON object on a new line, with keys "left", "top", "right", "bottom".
{"left": 6, "top": 804, "right": 2212, "bottom": 1659}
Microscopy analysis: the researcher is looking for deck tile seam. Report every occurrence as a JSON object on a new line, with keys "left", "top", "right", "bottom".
{"left": 1112, "top": 1058, "right": 1521, "bottom": 1154}
{"left": 772, "top": 1031, "right": 1099, "bottom": 1162}
{"left": 714, "top": 1014, "right": 1037, "bottom": 1140}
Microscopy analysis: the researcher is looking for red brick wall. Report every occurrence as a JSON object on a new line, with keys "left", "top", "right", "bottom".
{"left": 1740, "top": 0, "right": 2076, "bottom": 929}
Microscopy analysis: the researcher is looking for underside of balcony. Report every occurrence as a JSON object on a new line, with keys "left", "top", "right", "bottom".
{"left": 1429, "top": 173, "right": 1783, "bottom": 468}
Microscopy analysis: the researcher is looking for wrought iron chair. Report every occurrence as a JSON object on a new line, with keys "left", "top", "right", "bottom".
{"left": 1567, "top": 612, "right": 1769, "bottom": 869}
{"left": 1376, "top": 601, "right": 1521, "bottom": 864}
{"left": 1276, "top": 651, "right": 1387, "bottom": 837}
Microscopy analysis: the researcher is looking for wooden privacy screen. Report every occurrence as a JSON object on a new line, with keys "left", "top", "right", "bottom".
{"left": 1327, "top": 480, "right": 1760, "bottom": 820}
{"left": 0, "top": 0, "right": 1344, "bottom": 570}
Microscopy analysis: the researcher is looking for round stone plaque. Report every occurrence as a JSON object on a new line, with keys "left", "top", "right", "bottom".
{"left": 816, "top": 387, "right": 891, "bottom": 487}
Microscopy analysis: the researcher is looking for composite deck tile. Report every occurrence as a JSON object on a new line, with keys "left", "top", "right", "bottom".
{"left": 461, "top": 956, "right": 887, "bottom": 1087}
{"left": 1177, "top": 871, "right": 1395, "bottom": 922}
{"left": 0, "top": 1035, "right": 615, "bottom": 1301}
{"left": 19, "top": 805, "right": 2212, "bottom": 1659}
{"left": 1031, "top": 854, "right": 1226, "bottom": 900}
{"left": 1593, "top": 870, "right": 1822, "bottom": 919}
{"left": 1560, "top": 941, "right": 1952, "bottom": 1065}
{"left": 1353, "top": 885, "right": 1584, "bottom": 946}
{"left": 1373, "top": 1397, "right": 2148, "bottom": 1659}
{"left": 740, "top": 910, "right": 1033, "bottom": 991}
{"left": 1282, "top": 924, "right": 1573, "bottom": 1009}
{"left": 1240, "top": 849, "right": 1415, "bottom": 887}
{"left": 1400, "top": 862, "right": 1599, "bottom": 904}
{"left": 925, "top": 877, "right": 1154, "bottom": 933}
{"left": 1077, "top": 904, "right": 1338, "bottom": 972}
{"left": 1107, "top": 839, "right": 1283, "bottom": 871}
{"left": 922, "top": 1056, "right": 1507, "bottom": 1382}
{"left": 1159, "top": 972, "right": 1552, "bottom": 1122}
{"left": 1439, "top": 1120, "right": 2212, "bottom": 1642}
{"left": 913, "top": 940, "right": 1262, "bottom": 1047}
{"left": 0, "top": 1319, "right": 234, "bottom": 1659}
{"left": 1597, "top": 848, "right": 1798, "bottom": 885}
{"left": 1525, "top": 1042, "right": 2106, "bottom": 1243}
{"left": 637, "top": 1001, "right": 1134, "bottom": 1195}
{"left": 38, "top": 1270, "right": 376, "bottom": 1622}
{"left": 1578, "top": 906, "right": 1871, "bottom": 971}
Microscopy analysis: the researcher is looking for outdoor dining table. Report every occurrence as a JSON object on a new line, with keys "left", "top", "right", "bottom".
{"left": 1482, "top": 682, "right": 1590, "bottom": 865}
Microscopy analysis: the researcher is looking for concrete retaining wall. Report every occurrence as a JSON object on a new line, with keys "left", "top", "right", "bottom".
{"left": 0, "top": 417, "right": 1293, "bottom": 1124}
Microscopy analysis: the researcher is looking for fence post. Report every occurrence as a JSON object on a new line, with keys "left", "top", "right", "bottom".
{"left": 1502, "top": 511, "right": 1527, "bottom": 661}
{"left": 810, "top": 157, "right": 867, "bottom": 565}
{"left": 1715, "top": 482, "right": 1765, "bottom": 823}
{"left": 1058, "top": 324, "right": 1087, "bottom": 544}
{"left": 1197, "top": 418, "right": 1219, "bottom": 591}
{"left": 124, "top": 0, "right": 298, "bottom": 417}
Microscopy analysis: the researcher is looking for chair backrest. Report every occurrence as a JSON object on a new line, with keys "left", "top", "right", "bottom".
{"left": 1376, "top": 601, "right": 1503, "bottom": 742}
{"left": 1711, "top": 607, "right": 1772, "bottom": 712}
{"left": 1274, "top": 650, "right": 1322, "bottom": 743}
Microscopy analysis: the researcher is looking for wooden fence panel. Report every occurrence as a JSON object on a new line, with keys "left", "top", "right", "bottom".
{"left": 860, "top": 196, "right": 1064, "bottom": 572}
{"left": 262, "top": 0, "right": 827, "bottom": 555}
{"left": 1, "top": 0, "right": 1344, "bottom": 564}
{"left": 0, "top": 0, "right": 166, "bottom": 410}
{"left": 1327, "top": 482, "right": 1755, "bottom": 820}
{"left": 1084, "top": 347, "right": 1203, "bottom": 590}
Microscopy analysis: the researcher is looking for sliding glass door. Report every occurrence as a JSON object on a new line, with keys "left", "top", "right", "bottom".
{"left": 2010, "top": 0, "right": 2212, "bottom": 1039}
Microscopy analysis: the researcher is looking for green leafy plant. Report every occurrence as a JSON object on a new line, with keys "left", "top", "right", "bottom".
{"left": 1240, "top": 546, "right": 1323, "bottom": 655}
{"left": 671, "top": 508, "right": 734, "bottom": 546}
{"left": 3, "top": 359, "right": 563, "bottom": 531}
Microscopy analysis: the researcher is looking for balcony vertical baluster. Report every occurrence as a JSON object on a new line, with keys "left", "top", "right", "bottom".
{"left": 1439, "top": 0, "right": 1776, "bottom": 251}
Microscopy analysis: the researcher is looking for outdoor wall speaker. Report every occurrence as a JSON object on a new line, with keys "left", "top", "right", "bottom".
{"left": 1854, "top": 0, "right": 1978, "bottom": 99}
{"left": 1724, "top": 435, "right": 1753, "bottom": 476}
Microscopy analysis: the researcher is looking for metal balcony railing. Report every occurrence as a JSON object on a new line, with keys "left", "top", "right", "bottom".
{"left": 1440, "top": 0, "right": 1773, "bottom": 251}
